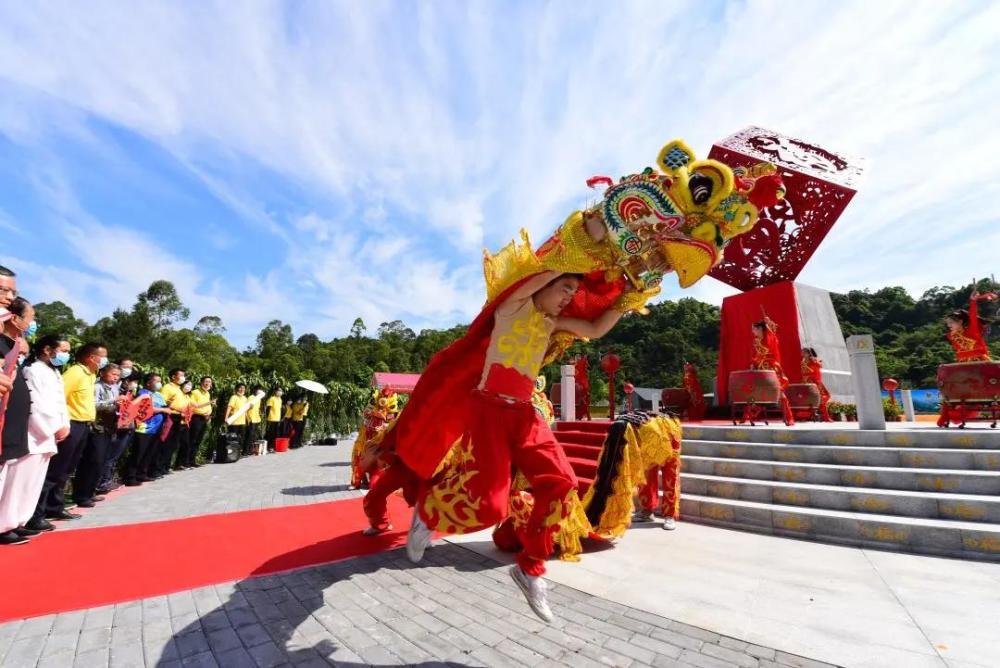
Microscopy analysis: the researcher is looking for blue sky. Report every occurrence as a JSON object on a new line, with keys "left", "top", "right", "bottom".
{"left": 1, "top": 1, "right": 998, "bottom": 348}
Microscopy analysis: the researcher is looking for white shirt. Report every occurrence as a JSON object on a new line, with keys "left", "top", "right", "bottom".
{"left": 23, "top": 360, "right": 70, "bottom": 455}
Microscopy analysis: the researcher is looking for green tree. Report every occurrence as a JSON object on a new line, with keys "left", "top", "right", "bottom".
{"left": 33, "top": 301, "right": 87, "bottom": 339}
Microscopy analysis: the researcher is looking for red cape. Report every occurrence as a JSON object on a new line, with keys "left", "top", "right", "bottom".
{"left": 382, "top": 271, "right": 624, "bottom": 480}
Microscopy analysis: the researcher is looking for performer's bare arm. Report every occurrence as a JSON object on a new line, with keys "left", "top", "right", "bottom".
{"left": 507, "top": 271, "right": 563, "bottom": 303}
{"left": 555, "top": 309, "right": 624, "bottom": 340}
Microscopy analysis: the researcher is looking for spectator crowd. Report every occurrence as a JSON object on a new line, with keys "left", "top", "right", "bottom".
{"left": 0, "top": 265, "right": 311, "bottom": 546}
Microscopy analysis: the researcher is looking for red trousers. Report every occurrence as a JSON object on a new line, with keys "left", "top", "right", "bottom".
{"left": 363, "top": 458, "right": 420, "bottom": 531}
{"left": 743, "top": 394, "right": 795, "bottom": 425}
{"left": 639, "top": 458, "right": 681, "bottom": 520}
{"left": 419, "top": 391, "right": 577, "bottom": 576}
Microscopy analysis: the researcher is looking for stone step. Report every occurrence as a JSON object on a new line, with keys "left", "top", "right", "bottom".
{"left": 682, "top": 425, "right": 1000, "bottom": 449}
{"left": 680, "top": 494, "right": 1000, "bottom": 561}
{"left": 566, "top": 456, "right": 597, "bottom": 480}
{"left": 683, "top": 439, "right": 1000, "bottom": 471}
{"left": 682, "top": 455, "right": 1000, "bottom": 495}
{"left": 555, "top": 420, "right": 611, "bottom": 435}
{"left": 682, "top": 473, "right": 1000, "bottom": 523}
{"left": 560, "top": 442, "right": 604, "bottom": 461}
{"left": 554, "top": 430, "right": 607, "bottom": 446}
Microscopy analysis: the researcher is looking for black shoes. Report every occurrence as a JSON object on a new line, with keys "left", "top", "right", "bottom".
{"left": 0, "top": 531, "right": 29, "bottom": 545}
{"left": 48, "top": 510, "right": 82, "bottom": 521}
{"left": 25, "top": 518, "right": 55, "bottom": 532}
{"left": 124, "top": 480, "right": 142, "bottom": 487}
{"left": 15, "top": 526, "right": 41, "bottom": 537}
{"left": 75, "top": 499, "right": 96, "bottom": 508}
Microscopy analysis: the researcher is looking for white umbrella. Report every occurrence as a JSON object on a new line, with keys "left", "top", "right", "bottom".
{"left": 295, "top": 379, "right": 329, "bottom": 395}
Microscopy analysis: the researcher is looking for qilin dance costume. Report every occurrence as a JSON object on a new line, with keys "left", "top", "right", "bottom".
{"left": 351, "top": 387, "right": 400, "bottom": 492}
{"left": 801, "top": 348, "right": 833, "bottom": 422}
{"left": 938, "top": 291, "right": 996, "bottom": 427}
{"left": 361, "top": 139, "right": 781, "bottom": 621}
{"left": 747, "top": 318, "right": 795, "bottom": 425}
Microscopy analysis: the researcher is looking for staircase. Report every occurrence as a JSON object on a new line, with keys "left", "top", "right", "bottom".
{"left": 555, "top": 420, "right": 1000, "bottom": 561}
{"left": 554, "top": 421, "right": 610, "bottom": 498}
{"left": 681, "top": 425, "right": 1000, "bottom": 560}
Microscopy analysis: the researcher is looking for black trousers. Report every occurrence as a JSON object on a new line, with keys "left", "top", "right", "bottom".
{"left": 291, "top": 420, "right": 306, "bottom": 448}
{"left": 188, "top": 415, "right": 209, "bottom": 465}
{"left": 32, "top": 420, "right": 91, "bottom": 519}
{"left": 72, "top": 428, "right": 111, "bottom": 502}
{"left": 173, "top": 420, "right": 195, "bottom": 469}
{"left": 245, "top": 421, "right": 262, "bottom": 454}
{"left": 125, "top": 432, "right": 158, "bottom": 483}
{"left": 155, "top": 416, "right": 186, "bottom": 474}
{"left": 265, "top": 421, "right": 281, "bottom": 450}
{"left": 228, "top": 425, "right": 247, "bottom": 455}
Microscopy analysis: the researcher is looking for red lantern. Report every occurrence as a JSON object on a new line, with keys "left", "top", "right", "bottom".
{"left": 882, "top": 378, "right": 899, "bottom": 409}
{"left": 601, "top": 353, "right": 621, "bottom": 420}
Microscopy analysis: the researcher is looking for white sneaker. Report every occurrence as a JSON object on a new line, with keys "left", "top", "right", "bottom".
{"left": 406, "top": 510, "right": 432, "bottom": 563}
{"left": 662, "top": 517, "right": 677, "bottom": 531}
{"left": 362, "top": 525, "right": 392, "bottom": 536}
{"left": 509, "top": 565, "right": 553, "bottom": 623}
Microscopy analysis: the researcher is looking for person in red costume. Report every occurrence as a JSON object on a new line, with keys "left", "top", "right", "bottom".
{"left": 749, "top": 317, "right": 795, "bottom": 425}
{"left": 937, "top": 289, "right": 996, "bottom": 427}
{"left": 800, "top": 347, "right": 833, "bottom": 422}
{"left": 682, "top": 362, "right": 706, "bottom": 420}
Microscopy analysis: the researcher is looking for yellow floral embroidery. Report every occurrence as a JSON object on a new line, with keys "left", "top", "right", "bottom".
{"left": 496, "top": 308, "right": 550, "bottom": 373}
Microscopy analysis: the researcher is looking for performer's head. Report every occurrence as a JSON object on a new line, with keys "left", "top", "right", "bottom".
{"left": 235, "top": 383, "right": 246, "bottom": 396}
{"left": 752, "top": 320, "right": 767, "bottom": 340}
{"left": 533, "top": 273, "right": 582, "bottom": 316}
{"left": 945, "top": 310, "right": 969, "bottom": 333}
{"left": 200, "top": 376, "right": 214, "bottom": 391}
{"left": 802, "top": 347, "right": 818, "bottom": 360}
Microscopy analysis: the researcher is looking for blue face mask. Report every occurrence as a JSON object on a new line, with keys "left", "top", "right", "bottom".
{"left": 17, "top": 354, "right": 26, "bottom": 367}
{"left": 98, "top": 357, "right": 109, "bottom": 370}
{"left": 120, "top": 367, "right": 132, "bottom": 379}
{"left": 153, "top": 382, "right": 163, "bottom": 391}
{"left": 51, "top": 351, "right": 71, "bottom": 367}
{"left": 25, "top": 321, "right": 38, "bottom": 338}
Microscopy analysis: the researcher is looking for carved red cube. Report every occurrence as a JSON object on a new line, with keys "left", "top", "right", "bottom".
{"left": 708, "top": 127, "right": 865, "bottom": 291}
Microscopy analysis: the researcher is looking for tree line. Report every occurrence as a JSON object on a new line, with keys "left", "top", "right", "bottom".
{"left": 31, "top": 278, "right": 998, "bottom": 435}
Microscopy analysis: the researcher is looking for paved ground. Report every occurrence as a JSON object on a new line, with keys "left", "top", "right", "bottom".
{"left": 1, "top": 439, "right": 837, "bottom": 667}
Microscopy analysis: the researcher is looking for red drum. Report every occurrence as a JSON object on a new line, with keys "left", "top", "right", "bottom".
{"left": 937, "top": 362, "right": 1000, "bottom": 402}
{"left": 786, "top": 383, "right": 821, "bottom": 409}
{"left": 729, "top": 370, "right": 781, "bottom": 405}
{"left": 660, "top": 388, "right": 691, "bottom": 411}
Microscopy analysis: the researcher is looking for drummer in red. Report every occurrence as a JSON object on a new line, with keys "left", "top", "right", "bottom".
{"left": 800, "top": 347, "right": 833, "bottom": 422}
{"left": 938, "top": 289, "right": 996, "bottom": 426}
{"left": 749, "top": 318, "right": 795, "bottom": 425}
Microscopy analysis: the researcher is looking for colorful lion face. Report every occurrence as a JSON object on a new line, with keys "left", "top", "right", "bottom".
{"left": 363, "top": 387, "right": 400, "bottom": 432}
{"left": 594, "top": 139, "right": 783, "bottom": 289}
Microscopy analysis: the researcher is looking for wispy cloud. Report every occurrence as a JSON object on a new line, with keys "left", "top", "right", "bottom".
{"left": 0, "top": 0, "right": 997, "bottom": 347}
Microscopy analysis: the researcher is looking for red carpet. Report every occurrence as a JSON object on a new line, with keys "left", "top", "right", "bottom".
{"left": 0, "top": 495, "right": 412, "bottom": 622}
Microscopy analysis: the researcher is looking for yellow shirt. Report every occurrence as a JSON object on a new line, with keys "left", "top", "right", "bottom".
{"left": 63, "top": 364, "right": 96, "bottom": 422}
{"left": 161, "top": 382, "right": 184, "bottom": 410}
{"left": 227, "top": 394, "right": 248, "bottom": 426}
{"left": 173, "top": 392, "right": 192, "bottom": 412}
{"left": 266, "top": 396, "right": 282, "bottom": 422}
{"left": 247, "top": 399, "right": 261, "bottom": 424}
{"left": 190, "top": 389, "right": 212, "bottom": 416}
{"left": 283, "top": 404, "right": 292, "bottom": 420}
{"left": 292, "top": 402, "right": 308, "bottom": 420}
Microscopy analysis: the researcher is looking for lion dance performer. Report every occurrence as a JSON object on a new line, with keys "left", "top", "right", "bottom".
{"left": 362, "top": 138, "right": 781, "bottom": 621}
{"left": 351, "top": 387, "right": 400, "bottom": 492}
{"left": 938, "top": 289, "right": 996, "bottom": 427}
{"left": 748, "top": 317, "right": 795, "bottom": 425}
{"left": 801, "top": 347, "right": 833, "bottom": 422}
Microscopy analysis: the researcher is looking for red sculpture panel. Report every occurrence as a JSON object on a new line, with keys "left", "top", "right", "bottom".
{"left": 708, "top": 127, "right": 865, "bottom": 291}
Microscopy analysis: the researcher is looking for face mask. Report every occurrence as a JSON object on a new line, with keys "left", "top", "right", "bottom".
{"left": 120, "top": 367, "right": 132, "bottom": 378}
{"left": 52, "top": 351, "right": 71, "bottom": 367}
{"left": 177, "top": 376, "right": 186, "bottom": 385}
{"left": 17, "top": 354, "right": 26, "bottom": 367}
{"left": 25, "top": 321, "right": 38, "bottom": 338}
{"left": 98, "top": 357, "right": 109, "bottom": 370}
{"left": 153, "top": 382, "right": 163, "bottom": 391}
{"left": 182, "top": 384, "right": 192, "bottom": 393}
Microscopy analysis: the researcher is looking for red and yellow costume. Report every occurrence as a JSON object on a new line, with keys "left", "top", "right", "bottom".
{"left": 938, "top": 295, "right": 994, "bottom": 427}
{"left": 801, "top": 356, "right": 833, "bottom": 422}
{"left": 635, "top": 417, "right": 684, "bottom": 520}
{"left": 748, "top": 320, "right": 795, "bottom": 425}
{"left": 362, "top": 137, "right": 780, "bottom": 571}
{"left": 351, "top": 388, "right": 400, "bottom": 489}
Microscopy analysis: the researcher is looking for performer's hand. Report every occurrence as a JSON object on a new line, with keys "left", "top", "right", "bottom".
{"left": 55, "top": 426, "right": 70, "bottom": 441}
{"left": 0, "top": 374, "right": 11, "bottom": 396}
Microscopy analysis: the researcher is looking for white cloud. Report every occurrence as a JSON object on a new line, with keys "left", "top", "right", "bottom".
{"left": 0, "top": 0, "right": 998, "bottom": 344}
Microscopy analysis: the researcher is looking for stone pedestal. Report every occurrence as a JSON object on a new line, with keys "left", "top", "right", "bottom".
{"left": 560, "top": 364, "right": 576, "bottom": 422}
{"left": 902, "top": 390, "right": 916, "bottom": 421}
{"left": 846, "top": 335, "right": 885, "bottom": 430}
